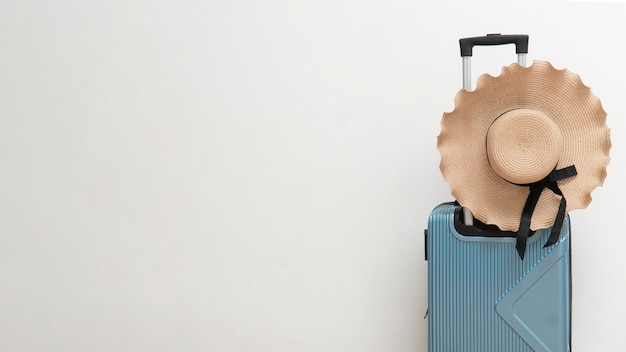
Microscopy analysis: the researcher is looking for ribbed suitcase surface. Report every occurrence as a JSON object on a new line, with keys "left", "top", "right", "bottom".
{"left": 427, "top": 203, "right": 571, "bottom": 352}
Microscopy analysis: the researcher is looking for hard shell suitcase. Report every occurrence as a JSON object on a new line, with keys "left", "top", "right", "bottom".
{"left": 426, "top": 203, "right": 571, "bottom": 352}
{"left": 426, "top": 35, "right": 572, "bottom": 352}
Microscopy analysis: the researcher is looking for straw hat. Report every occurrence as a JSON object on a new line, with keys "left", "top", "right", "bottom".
{"left": 438, "top": 60, "right": 610, "bottom": 254}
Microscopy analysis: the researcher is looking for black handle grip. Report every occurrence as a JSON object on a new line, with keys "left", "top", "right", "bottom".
{"left": 459, "top": 33, "right": 529, "bottom": 57}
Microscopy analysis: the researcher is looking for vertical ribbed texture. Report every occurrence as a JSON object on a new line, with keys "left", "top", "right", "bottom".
{"left": 427, "top": 204, "right": 570, "bottom": 352}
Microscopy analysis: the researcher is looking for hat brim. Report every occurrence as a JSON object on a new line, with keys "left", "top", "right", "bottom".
{"left": 438, "top": 60, "right": 611, "bottom": 231}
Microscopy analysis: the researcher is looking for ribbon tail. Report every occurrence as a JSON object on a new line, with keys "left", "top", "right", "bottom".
{"left": 517, "top": 186, "right": 543, "bottom": 260}
{"left": 516, "top": 225, "right": 530, "bottom": 260}
{"left": 515, "top": 166, "right": 576, "bottom": 259}
{"left": 544, "top": 190, "right": 567, "bottom": 248}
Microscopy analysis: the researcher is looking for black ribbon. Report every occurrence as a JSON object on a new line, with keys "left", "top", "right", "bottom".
{"left": 516, "top": 165, "right": 577, "bottom": 260}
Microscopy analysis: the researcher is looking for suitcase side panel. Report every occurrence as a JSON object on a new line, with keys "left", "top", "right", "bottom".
{"left": 427, "top": 203, "right": 571, "bottom": 352}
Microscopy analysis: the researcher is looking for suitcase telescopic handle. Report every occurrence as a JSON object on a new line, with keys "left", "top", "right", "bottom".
{"left": 457, "top": 33, "right": 529, "bottom": 227}
{"left": 459, "top": 33, "right": 529, "bottom": 57}
{"left": 460, "top": 33, "right": 529, "bottom": 90}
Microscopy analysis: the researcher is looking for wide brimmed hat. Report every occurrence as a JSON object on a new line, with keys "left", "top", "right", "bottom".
{"left": 438, "top": 60, "right": 610, "bottom": 257}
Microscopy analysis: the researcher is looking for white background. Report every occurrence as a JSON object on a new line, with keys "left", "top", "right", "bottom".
{"left": 1, "top": 0, "right": 624, "bottom": 351}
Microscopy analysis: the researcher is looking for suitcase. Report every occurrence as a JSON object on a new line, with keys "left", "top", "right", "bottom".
{"left": 426, "top": 35, "right": 572, "bottom": 352}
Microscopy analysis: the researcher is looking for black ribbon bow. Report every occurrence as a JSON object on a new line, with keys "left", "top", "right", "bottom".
{"left": 516, "top": 165, "right": 577, "bottom": 260}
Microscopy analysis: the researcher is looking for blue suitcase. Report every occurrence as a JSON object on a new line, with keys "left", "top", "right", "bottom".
{"left": 427, "top": 35, "right": 572, "bottom": 352}
{"left": 426, "top": 203, "right": 571, "bottom": 352}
